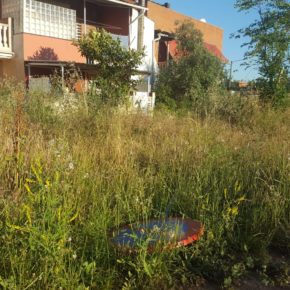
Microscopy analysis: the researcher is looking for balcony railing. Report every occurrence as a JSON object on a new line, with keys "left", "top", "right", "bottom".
{"left": 76, "top": 22, "right": 129, "bottom": 49}
{"left": 0, "top": 18, "right": 14, "bottom": 59}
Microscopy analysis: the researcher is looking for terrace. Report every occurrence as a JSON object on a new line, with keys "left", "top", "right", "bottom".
{"left": 0, "top": 0, "right": 146, "bottom": 63}
{"left": 2, "top": 0, "right": 143, "bottom": 50}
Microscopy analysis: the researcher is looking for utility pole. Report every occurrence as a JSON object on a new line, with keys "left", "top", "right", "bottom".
{"left": 228, "top": 60, "right": 233, "bottom": 90}
{"left": 228, "top": 59, "right": 244, "bottom": 90}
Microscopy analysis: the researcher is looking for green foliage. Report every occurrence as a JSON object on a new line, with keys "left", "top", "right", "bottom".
{"left": 74, "top": 29, "right": 143, "bottom": 107}
{"left": 214, "top": 94, "right": 259, "bottom": 125}
{"left": 234, "top": 0, "right": 290, "bottom": 106}
{"left": 156, "top": 21, "right": 226, "bottom": 114}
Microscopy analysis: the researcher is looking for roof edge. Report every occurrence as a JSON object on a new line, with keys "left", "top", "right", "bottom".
{"left": 148, "top": 1, "right": 223, "bottom": 32}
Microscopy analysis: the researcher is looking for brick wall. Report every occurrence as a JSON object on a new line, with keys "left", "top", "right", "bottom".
{"left": 147, "top": 1, "right": 224, "bottom": 51}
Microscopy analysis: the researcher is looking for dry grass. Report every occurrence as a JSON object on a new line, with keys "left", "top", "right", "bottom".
{"left": 0, "top": 82, "right": 289, "bottom": 289}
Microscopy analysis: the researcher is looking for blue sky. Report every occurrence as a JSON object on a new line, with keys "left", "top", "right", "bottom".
{"left": 152, "top": 0, "right": 259, "bottom": 81}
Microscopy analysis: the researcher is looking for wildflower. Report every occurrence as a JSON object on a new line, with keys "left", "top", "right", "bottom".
{"left": 68, "top": 237, "right": 72, "bottom": 242}
{"left": 168, "top": 230, "right": 176, "bottom": 239}
{"left": 72, "top": 253, "right": 77, "bottom": 260}
{"left": 68, "top": 162, "right": 74, "bottom": 170}
{"left": 269, "top": 185, "right": 275, "bottom": 191}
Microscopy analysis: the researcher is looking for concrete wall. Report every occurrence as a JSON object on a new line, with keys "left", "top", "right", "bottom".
{"left": 129, "top": 8, "right": 139, "bottom": 50}
{"left": 130, "top": 9, "right": 155, "bottom": 72}
{"left": 1, "top": 31, "right": 85, "bottom": 81}
{"left": 1, "top": 33, "right": 25, "bottom": 80}
{"left": 140, "top": 16, "right": 154, "bottom": 72}
{"left": 23, "top": 33, "right": 85, "bottom": 63}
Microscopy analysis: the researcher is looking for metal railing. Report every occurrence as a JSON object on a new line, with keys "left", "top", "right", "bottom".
{"left": 76, "top": 21, "right": 129, "bottom": 49}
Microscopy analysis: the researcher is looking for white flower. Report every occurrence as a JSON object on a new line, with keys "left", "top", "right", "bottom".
{"left": 72, "top": 253, "right": 77, "bottom": 260}
{"left": 68, "top": 162, "right": 74, "bottom": 170}
{"left": 67, "top": 237, "right": 72, "bottom": 242}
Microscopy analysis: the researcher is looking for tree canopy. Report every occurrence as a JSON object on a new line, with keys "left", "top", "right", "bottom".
{"left": 234, "top": 0, "right": 290, "bottom": 106}
{"left": 74, "top": 29, "right": 143, "bottom": 106}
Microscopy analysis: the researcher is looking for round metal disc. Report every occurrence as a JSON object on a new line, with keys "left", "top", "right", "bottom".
{"left": 111, "top": 217, "right": 204, "bottom": 251}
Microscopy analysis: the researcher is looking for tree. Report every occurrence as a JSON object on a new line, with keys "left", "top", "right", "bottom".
{"left": 155, "top": 21, "right": 226, "bottom": 114}
{"left": 234, "top": 0, "right": 290, "bottom": 106}
{"left": 74, "top": 29, "right": 143, "bottom": 106}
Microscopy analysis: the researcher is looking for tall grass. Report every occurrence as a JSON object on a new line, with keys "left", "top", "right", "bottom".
{"left": 0, "top": 80, "right": 289, "bottom": 289}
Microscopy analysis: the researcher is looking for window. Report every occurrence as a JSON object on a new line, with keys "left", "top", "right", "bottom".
{"left": 24, "top": 0, "right": 76, "bottom": 40}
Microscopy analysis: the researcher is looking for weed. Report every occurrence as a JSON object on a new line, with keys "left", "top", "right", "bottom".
{"left": 0, "top": 81, "right": 289, "bottom": 288}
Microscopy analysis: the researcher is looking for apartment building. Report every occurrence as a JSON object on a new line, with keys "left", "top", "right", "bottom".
{"left": 0, "top": 0, "right": 227, "bottom": 109}
{"left": 0, "top": 0, "right": 155, "bottom": 105}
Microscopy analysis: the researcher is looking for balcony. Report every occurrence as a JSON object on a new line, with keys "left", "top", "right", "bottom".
{"left": 0, "top": 18, "right": 14, "bottom": 59}
{"left": 76, "top": 21, "right": 129, "bottom": 49}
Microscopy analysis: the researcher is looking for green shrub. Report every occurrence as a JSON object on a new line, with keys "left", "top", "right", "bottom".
{"left": 155, "top": 21, "right": 226, "bottom": 115}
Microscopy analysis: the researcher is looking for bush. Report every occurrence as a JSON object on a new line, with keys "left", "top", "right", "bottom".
{"left": 156, "top": 21, "right": 226, "bottom": 115}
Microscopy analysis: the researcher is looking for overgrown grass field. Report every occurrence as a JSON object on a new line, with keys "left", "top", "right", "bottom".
{"left": 0, "top": 81, "right": 289, "bottom": 289}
